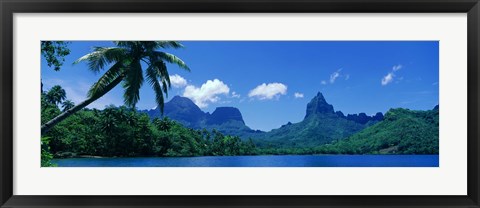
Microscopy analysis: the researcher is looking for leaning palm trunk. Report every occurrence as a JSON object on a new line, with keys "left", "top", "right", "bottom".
{"left": 42, "top": 41, "right": 189, "bottom": 135}
{"left": 41, "top": 75, "right": 124, "bottom": 135}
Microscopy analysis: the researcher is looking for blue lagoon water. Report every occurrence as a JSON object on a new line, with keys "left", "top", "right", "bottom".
{"left": 51, "top": 155, "right": 439, "bottom": 167}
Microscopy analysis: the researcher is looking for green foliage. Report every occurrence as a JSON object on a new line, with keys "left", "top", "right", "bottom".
{"left": 45, "top": 85, "right": 67, "bottom": 106}
{"left": 41, "top": 93, "right": 61, "bottom": 124}
{"left": 42, "top": 41, "right": 190, "bottom": 135}
{"left": 201, "top": 120, "right": 263, "bottom": 140}
{"left": 74, "top": 41, "right": 189, "bottom": 110}
{"left": 41, "top": 86, "right": 438, "bottom": 158}
{"left": 62, "top": 100, "right": 75, "bottom": 112}
{"left": 41, "top": 102, "right": 257, "bottom": 158}
{"left": 41, "top": 41, "right": 71, "bottom": 71}
{"left": 315, "top": 108, "right": 439, "bottom": 154}
{"left": 255, "top": 113, "right": 365, "bottom": 148}
{"left": 41, "top": 137, "right": 57, "bottom": 167}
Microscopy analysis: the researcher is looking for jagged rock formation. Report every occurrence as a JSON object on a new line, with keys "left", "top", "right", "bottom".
{"left": 207, "top": 107, "right": 245, "bottom": 125}
{"left": 142, "top": 93, "right": 392, "bottom": 147}
{"left": 305, "top": 92, "right": 335, "bottom": 118}
{"left": 141, "top": 96, "right": 261, "bottom": 138}
{"left": 256, "top": 92, "right": 370, "bottom": 147}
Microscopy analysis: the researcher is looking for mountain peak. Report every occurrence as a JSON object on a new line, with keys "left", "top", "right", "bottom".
{"left": 305, "top": 92, "right": 335, "bottom": 118}
{"left": 163, "top": 96, "right": 200, "bottom": 110}
{"left": 143, "top": 96, "right": 254, "bottom": 135}
{"left": 208, "top": 107, "right": 245, "bottom": 125}
{"left": 170, "top": 95, "right": 192, "bottom": 104}
{"left": 157, "top": 96, "right": 206, "bottom": 128}
{"left": 316, "top": 92, "right": 326, "bottom": 100}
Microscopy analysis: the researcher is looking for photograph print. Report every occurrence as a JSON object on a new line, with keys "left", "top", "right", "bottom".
{"left": 40, "top": 41, "right": 439, "bottom": 167}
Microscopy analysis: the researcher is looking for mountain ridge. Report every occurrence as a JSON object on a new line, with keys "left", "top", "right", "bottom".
{"left": 316, "top": 106, "right": 439, "bottom": 154}
{"left": 141, "top": 93, "right": 437, "bottom": 152}
{"left": 141, "top": 96, "right": 262, "bottom": 138}
{"left": 141, "top": 93, "right": 387, "bottom": 147}
{"left": 255, "top": 92, "right": 376, "bottom": 147}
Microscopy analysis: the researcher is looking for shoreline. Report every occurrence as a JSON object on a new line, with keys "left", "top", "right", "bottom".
{"left": 53, "top": 153, "right": 440, "bottom": 159}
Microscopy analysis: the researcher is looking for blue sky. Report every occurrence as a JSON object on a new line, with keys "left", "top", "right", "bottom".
{"left": 41, "top": 41, "right": 439, "bottom": 131}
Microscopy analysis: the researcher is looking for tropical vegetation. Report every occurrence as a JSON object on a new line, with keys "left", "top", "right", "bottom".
{"left": 41, "top": 41, "right": 189, "bottom": 134}
{"left": 41, "top": 85, "right": 438, "bottom": 162}
{"left": 42, "top": 89, "right": 256, "bottom": 159}
{"left": 314, "top": 107, "right": 439, "bottom": 154}
{"left": 40, "top": 41, "right": 439, "bottom": 167}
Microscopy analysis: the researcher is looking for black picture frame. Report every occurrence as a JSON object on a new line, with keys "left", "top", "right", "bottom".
{"left": 1, "top": 0, "right": 479, "bottom": 207}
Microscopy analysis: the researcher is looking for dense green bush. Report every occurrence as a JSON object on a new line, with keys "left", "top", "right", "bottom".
{"left": 41, "top": 94, "right": 257, "bottom": 159}
{"left": 314, "top": 108, "right": 439, "bottom": 154}
{"left": 41, "top": 86, "right": 439, "bottom": 165}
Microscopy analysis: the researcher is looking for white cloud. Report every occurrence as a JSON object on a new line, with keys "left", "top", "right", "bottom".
{"left": 381, "top": 64, "right": 404, "bottom": 86}
{"left": 322, "top": 69, "right": 346, "bottom": 85}
{"left": 330, "top": 69, "right": 342, "bottom": 83}
{"left": 183, "top": 79, "right": 230, "bottom": 108}
{"left": 393, "top": 64, "right": 403, "bottom": 71}
{"left": 294, "top": 92, "right": 304, "bottom": 98}
{"left": 381, "top": 72, "right": 394, "bottom": 86}
{"left": 248, "top": 83, "right": 287, "bottom": 100}
{"left": 169, "top": 74, "right": 187, "bottom": 88}
{"left": 231, "top": 91, "right": 240, "bottom": 98}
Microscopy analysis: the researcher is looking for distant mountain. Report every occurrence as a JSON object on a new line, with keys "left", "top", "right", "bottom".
{"left": 207, "top": 107, "right": 245, "bottom": 125}
{"left": 305, "top": 92, "right": 335, "bottom": 117}
{"left": 336, "top": 111, "right": 384, "bottom": 125}
{"left": 305, "top": 92, "right": 383, "bottom": 125}
{"left": 157, "top": 96, "right": 207, "bottom": 128}
{"left": 319, "top": 106, "right": 439, "bottom": 154}
{"left": 141, "top": 96, "right": 263, "bottom": 138}
{"left": 254, "top": 92, "right": 380, "bottom": 148}
{"left": 141, "top": 93, "right": 437, "bottom": 154}
{"left": 142, "top": 93, "right": 388, "bottom": 147}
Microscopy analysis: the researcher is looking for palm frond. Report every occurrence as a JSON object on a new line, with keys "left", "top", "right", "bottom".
{"left": 146, "top": 65, "right": 165, "bottom": 114}
{"left": 145, "top": 65, "right": 158, "bottom": 86}
{"left": 114, "top": 41, "right": 140, "bottom": 48}
{"left": 154, "top": 41, "right": 184, "bottom": 49}
{"left": 74, "top": 47, "right": 127, "bottom": 73}
{"left": 161, "top": 78, "right": 169, "bottom": 98}
{"left": 122, "top": 59, "right": 144, "bottom": 107}
{"left": 155, "top": 61, "right": 171, "bottom": 90}
{"left": 87, "top": 61, "right": 125, "bottom": 99}
{"left": 153, "top": 51, "right": 190, "bottom": 71}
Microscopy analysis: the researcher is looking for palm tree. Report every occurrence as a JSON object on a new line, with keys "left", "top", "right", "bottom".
{"left": 61, "top": 100, "right": 75, "bottom": 112}
{"left": 45, "top": 85, "right": 66, "bottom": 105}
{"left": 41, "top": 41, "right": 190, "bottom": 135}
{"left": 154, "top": 117, "right": 174, "bottom": 132}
